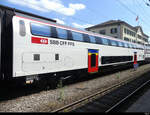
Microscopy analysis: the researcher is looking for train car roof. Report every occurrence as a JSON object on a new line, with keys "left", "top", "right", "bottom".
{"left": 0, "top": 4, "right": 56, "bottom": 23}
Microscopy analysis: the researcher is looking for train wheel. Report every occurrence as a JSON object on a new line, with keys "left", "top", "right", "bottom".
{"left": 47, "top": 76, "right": 59, "bottom": 89}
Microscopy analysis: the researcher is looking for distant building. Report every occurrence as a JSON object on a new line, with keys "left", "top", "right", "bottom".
{"left": 85, "top": 20, "right": 149, "bottom": 45}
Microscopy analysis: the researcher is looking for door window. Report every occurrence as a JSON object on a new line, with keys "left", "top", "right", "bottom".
{"left": 91, "top": 54, "right": 96, "bottom": 67}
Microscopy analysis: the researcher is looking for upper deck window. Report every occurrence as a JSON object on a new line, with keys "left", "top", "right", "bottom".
{"left": 72, "top": 31, "right": 83, "bottom": 42}
{"left": 133, "top": 44, "right": 136, "bottom": 49}
{"left": 95, "top": 37, "right": 102, "bottom": 44}
{"left": 51, "top": 26, "right": 57, "bottom": 38}
{"left": 101, "top": 38, "right": 109, "bottom": 45}
{"left": 131, "top": 44, "right": 134, "bottom": 49}
{"left": 31, "top": 23, "right": 51, "bottom": 37}
{"left": 83, "top": 34, "right": 90, "bottom": 43}
{"left": 89, "top": 36, "right": 96, "bottom": 43}
{"left": 128, "top": 44, "right": 133, "bottom": 48}
{"left": 127, "top": 43, "right": 131, "bottom": 48}
{"left": 56, "top": 28, "right": 67, "bottom": 39}
{"left": 124, "top": 43, "right": 128, "bottom": 48}
{"left": 118, "top": 41, "right": 124, "bottom": 47}
{"left": 110, "top": 40, "right": 117, "bottom": 46}
{"left": 137, "top": 45, "right": 140, "bottom": 50}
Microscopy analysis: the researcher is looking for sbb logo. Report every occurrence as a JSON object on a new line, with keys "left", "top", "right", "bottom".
{"left": 40, "top": 39, "right": 48, "bottom": 44}
{"left": 32, "top": 37, "right": 48, "bottom": 44}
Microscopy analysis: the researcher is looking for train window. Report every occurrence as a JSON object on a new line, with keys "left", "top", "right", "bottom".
{"left": 130, "top": 44, "right": 133, "bottom": 48}
{"left": 67, "top": 30, "right": 73, "bottom": 40}
{"left": 89, "top": 36, "right": 96, "bottom": 43}
{"left": 34, "top": 54, "right": 40, "bottom": 61}
{"left": 138, "top": 46, "right": 140, "bottom": 49}
{"left": 51, "top": 26, "right": 57, "bottom": 38}
{"left": 132, "top": 44, "right": 135, "bottom": 49}
{"left": 127, "top": 43, "right": 131, "bottom": 48}
{"left": 118, "top": 42, "right": 124, "bottom": 47}
{"left": 72, "top": 31, "right": 83, "bottom": 42}
{"left": 31, "top": 23, "right": 51, "bottom": 37}
{"left": 134, "top": 45, "right": 137, "bottom": 49}
{"left": 55, "top": 54, "right": 59, "bottom": 60}
{"left": 110, "top": 40, "right": 117, "bottom": 46}
{"left": 121, "top": 42, "right": 125, "bottom": 47}
{"left": 19, "top": 20, "right": 26, "bottom": 36}
{"left": 83, "top": 34, "right": 90, "bottom": 43}
{"left": 124, "top": 43, "right": 128, "bottom": 48}
{"left": 115, "top": 41, "right": 119, "bottom": 46}
{"left": 131, "top": 44, "right": 134, "bottom": 49}
{"left": 139, "top": 46, "right": 141, "bottom": 49}
{"left": 101, "top": 56, "right": 133, "bottom": 64}
{"left": 56, "top": 28, "right": 67, "bottom": 39}
{"left": 101, "top": 38, "right": 109, "bottom": 45}
{"left": 91, "top": 54, "right": 96, "bottom": 67}
{"left": 95, "top": 37, "right": 102, "bottom": 44}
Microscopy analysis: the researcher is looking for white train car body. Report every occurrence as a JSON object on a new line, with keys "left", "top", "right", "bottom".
{"left": 12, "top": 15, "right": 145, "bottom": 78}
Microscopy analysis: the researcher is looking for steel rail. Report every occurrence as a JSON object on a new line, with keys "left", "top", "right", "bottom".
{"left": 105, "top": 79, "right": 150, "bottom": 113}
{"left": 51, "top": 75, "right": 140, "bottom": 113}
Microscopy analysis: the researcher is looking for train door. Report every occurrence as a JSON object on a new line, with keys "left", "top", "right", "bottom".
{"left": 88, "top": 49, "right": 99, "bottom": 73}
{"left": 133, "top": 52, "right": 138, "bottom": 69}
{"left": 134, "top": 52, "right": 137, "bottom": 64}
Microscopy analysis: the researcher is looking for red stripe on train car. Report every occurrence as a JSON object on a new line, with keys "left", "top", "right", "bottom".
{"left": 31, "top": 37, "right": 48, "bottom": 44}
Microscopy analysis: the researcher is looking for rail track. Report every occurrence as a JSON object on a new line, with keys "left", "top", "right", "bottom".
{"left": 52, "top": 70, "right": 150, "bottom": 112}
{"left": 0, "top": 62, "right": 149, "bottom": 112}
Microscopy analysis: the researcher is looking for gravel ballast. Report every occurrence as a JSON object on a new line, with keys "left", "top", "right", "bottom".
{"left": 0, "top": 64, "right": 150, "bottom": 112}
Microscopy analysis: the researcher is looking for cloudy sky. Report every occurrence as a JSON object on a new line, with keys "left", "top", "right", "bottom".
{"left": 0, "top": 0, "right": 150, "bottom": 40}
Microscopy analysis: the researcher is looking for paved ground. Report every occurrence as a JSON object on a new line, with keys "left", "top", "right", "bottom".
{"left": 126, "top": 86, "right": 150, "bottom": 112}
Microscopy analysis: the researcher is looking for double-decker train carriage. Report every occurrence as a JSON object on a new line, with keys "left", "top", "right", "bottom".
{"left": 0, "top": 5, "right": 150, "bottom": 84}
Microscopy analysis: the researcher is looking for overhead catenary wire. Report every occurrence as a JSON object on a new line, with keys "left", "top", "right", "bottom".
{"left": 77, "top": 0, "right": 110, "bottom": 23}
{"left": 116, "top": 0, "right": 150, "bottom": 29}
{"left": 50, "top": 0, "right": 150, "bottom": 34}
{"left": 47, "top": 8, "right": 96, "bottom": 29}
{"left": 63, "top": 1, "right": 109, "bottom": 29}
{"left": 134, "top": 0, "right": 150, "bottom": 23}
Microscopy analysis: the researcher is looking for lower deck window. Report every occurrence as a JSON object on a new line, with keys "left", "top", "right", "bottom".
{"left": 101, "top": 56, "right": 133, "bottom": 64}
{"left": 34, "top": 54, "right": 40, "bottom": 61}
